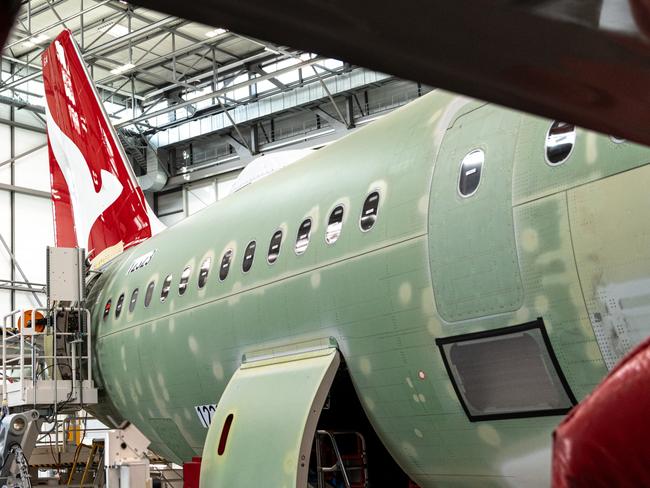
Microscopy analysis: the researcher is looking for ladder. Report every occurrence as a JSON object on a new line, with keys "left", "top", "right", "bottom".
{"left": 66, "top": 439, "right": 105, "bottom": 487}
{"left": 315, "top": 430, "right": 368, "bottom": 488}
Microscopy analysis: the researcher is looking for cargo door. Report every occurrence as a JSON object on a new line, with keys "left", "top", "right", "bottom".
{"left": 200, "top": 340, "right": 340, "bottom": 488}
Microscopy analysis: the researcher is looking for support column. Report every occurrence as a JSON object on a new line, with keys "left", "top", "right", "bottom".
{"left": 346, "top": 95, "right": 355, "bottom": 129}
{"left": 250, "top": 123, "right": 259, "bottom": 155}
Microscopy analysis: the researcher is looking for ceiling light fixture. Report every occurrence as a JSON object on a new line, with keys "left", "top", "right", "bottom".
{"left": 110, "top": 63, "right": 135, "bottom": 75}
{"left": 22, "top": 33, "right": 49, "bottom": 48}
{"left": 205, "top": 28, "right": 227, "bottom": 38}
{"left": 99, "top": 23, "right": 129, "bottom": 38}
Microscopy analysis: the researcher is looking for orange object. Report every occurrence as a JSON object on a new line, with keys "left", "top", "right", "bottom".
{"left": 17, "top": 310, "right": 45, "bottom": 333}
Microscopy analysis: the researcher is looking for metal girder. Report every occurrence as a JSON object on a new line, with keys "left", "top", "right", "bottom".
{"left": 128, "top": 0, "right": 650, "bottom": 148}
{"left": 0, "top": 182, "right": 50, "bottom": 199}
{"left": 117, "top": 55, "right": 324, "bottom": 127}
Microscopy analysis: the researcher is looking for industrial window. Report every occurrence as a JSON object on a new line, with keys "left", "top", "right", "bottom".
{"left": 219, "top": 250, "right": 233, "bottom": 281}
{"left": 144, "top": 281, "right": 155, "bottom": 307}
{"left": 295, "top": 219, "right": 312, "bottom": 255}
{"left": 103, "top": 299, "right": 112, "bottom": 321}
{"left": 179, "top": 266, "right": 192, "bottom": 295}
{"left": 198, "top": 257, "right": 211, "bottom": 289}
{"left": 268, "top": 230, "right": 283, "bottom": 264}
{"left": 458, "top": 149, "right": 483, "bottom": 197}
{"left": 360, "top": 192, "right": 380, "bottom": 231}
{"left": 326, "top": 205, "right": 344, "bottom": 244}
{"left": 435, "top": 318, "right": 576, "bottom": 421}
{"left": 545, "top": 121, "right": 576, "bottom": 165}
{"left": 161, "top": 274, "right": 172, "bottom": 302}
{"left": 115, "top": 293, "right": 125, "bottom": 319}
{"left": 129, "top": 289, "right": 139, "bottom": 313}
{"left": 243, "top": 241, "right": 256, "bottom": 272}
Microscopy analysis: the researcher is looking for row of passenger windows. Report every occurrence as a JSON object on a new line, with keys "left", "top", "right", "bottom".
{"left": 103, "top": 191, "right": 381, "bottom": 320}
{"left": 458, "top": 121, "right": 625, "bottom": 197}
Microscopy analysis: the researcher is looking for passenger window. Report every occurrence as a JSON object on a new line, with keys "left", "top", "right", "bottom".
{"left": 115, "top": 293, "right": 125, "bottom": 319}
{"left": 144, "top": 281, "right": 155, "bottom": 307}
{"left": 103, "top": 299, "right": 112, "bottom": 320}
{"left": 219, "top": 250, "right": 233, "bottom": 281}
{"left": 545, "top": 121, "right": 576, "bottom": 165}
{"left": 295, "top": 219, "right": 312, "bottom": 255}
{"left": 242, "top": 241, "right": 256, "bottom": 272}
{"left": 360, "top": 192, "right": 380, "bottom": 231}
{"left": 198, "top": 257, "right": 211, "bottom": 289}
{"left": 458, "top": 149, "right": 484, "bottom": 197}
{"left": 129, "top": 288, "right": 139, "bottom": 313}
{"left": 326, "top": 205, "right": 344, "bottom": 244}
{"left": 179, "top": 266, "right": 191, "bottom": 295}
{"left": 161, "top": 274, "right": 172, "bottom": 302}
{"left": 268, "top": 230, "right": 283, "bottom": 264}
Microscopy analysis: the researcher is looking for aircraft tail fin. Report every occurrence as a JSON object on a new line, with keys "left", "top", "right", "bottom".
{"left": 42, "top": 29, "right": 165, "bottom": 268}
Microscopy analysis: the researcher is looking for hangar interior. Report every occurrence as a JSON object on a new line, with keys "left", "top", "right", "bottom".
{"left": 0, "top": 0, "right": 430, "bottom": 486}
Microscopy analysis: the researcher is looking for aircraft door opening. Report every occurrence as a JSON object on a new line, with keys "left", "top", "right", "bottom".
{"left": 199, "top": 339, "right": 340, "bottom": 487}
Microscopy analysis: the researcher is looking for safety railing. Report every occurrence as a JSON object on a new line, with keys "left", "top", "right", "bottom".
{"left": 0, "top": 307, "right": 96, "bottom": 410}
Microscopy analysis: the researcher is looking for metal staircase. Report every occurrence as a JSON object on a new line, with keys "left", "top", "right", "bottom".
{"left": 314, "top": 430, "right": 368, "bottom": 488}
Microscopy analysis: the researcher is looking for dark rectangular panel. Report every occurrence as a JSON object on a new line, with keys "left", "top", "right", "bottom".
{"left": 436, "top": 318, "right": 576, "bottom": 421}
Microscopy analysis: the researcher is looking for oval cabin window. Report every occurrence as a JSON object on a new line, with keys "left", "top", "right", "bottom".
{"left": 129, "top": 288, "right": 139, "bottom": 313}
{"left": 161, "top": 274, "right": 173, "bottom": 302}
{"left": 115, "top": 293, "right": 125, "bottom": 318}
{"left": 458, "top": 149, "right": 484, "bottom": 197}
{"left": 198, "top": 257, "right": 211, "bottom": 289}
{"left": 103, "top": 299, "right": 112, "bottom": 320}
{"left": 220, "top": 250, "right": 233, "bottom": 281}
{"left": 179, "top": 267, "right": 191, "bottom": 295}
{"left": 545, "top": 121, "right": 576, "bottom": 165}
{"left": 360, "top": 192, "right": 380, "bottom": 231}
{"left": 144, "top": 281, "right": 155, "bottom": 307}
{"left": 326, "top": 205, "right": 344, "bottom": 244}
{"left": 242, "top": 241, "right": 256, "bottom": 273}
{"left": 268, "top": 230, "right": 283, "bottom": 264}
{"left": 295, "top": 219, "right": 312, "bottom": 255}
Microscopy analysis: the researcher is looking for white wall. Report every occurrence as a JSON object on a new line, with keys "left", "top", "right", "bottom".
{"left": 0, "top": 110, "right": 52, "bottom": 317}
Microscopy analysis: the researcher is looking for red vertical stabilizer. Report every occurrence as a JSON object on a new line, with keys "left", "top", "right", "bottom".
{"left": 42, "top": 29, "right": 164, "bottom": 267}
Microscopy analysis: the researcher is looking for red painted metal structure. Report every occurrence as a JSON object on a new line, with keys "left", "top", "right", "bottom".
{"left": 183, "top": 457, "right": 202, "bottom": 488}
{"left": 553, "top": 336, "right": 650, "bottom": 487}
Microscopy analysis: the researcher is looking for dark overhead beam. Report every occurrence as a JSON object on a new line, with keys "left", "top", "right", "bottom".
{"left": 130, "top": 0, "right": 650, "bottom": 148}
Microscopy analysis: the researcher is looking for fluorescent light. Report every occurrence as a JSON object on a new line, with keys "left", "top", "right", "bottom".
{"left": 205, "top": 28, "right": 227, "bottom": 38}
{"left": 22, "top": 33, "right": 49, "bottom": 48}
{"left": 110, "top": 63, "right": 135, "bottom": 75}
{"left": 99, "top": 23, "right": 129, "bottom": 38}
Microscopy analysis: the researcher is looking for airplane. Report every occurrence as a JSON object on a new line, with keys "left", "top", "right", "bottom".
{"left": 42, "top": 28, "right": 650, "bottom": 487}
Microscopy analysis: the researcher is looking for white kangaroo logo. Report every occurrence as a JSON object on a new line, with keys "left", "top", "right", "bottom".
{"left": 46, "top": 106, "right": 123, "bottom": 253}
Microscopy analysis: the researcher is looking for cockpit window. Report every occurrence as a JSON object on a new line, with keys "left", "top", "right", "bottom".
{"left": 220, "top": 250, "right": 233, "bottom": 281}
{"left": 243, "top": 241, "right": 256, "bottom": 272}
{"left": 268, "top": 230, "right": 283, "bottom": 264}
{"left": 115, "top": 293, "right": 125, "bottom": 318}
{"left": 198, "top": 257, "right": 211, "bottom": 289}
{"left": 459, "top": 149, "right": 484, "bottom": 197}
{"left": 545, "top": 121, "right": 576, "bottom": 165}
{"left": 161, "top": 274, "right": 172, "bottom": 302}
{"left": 326, "top": 205, "right": 344, "bottom": 244}
{"left": 179, "top": 266, "right": 191, "bottom": 295}
{"left": 360, "top": 192, "right": 380, "bottom": 231}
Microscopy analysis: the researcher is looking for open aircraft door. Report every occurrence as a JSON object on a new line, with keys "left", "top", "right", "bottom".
{"left": 200, "top": 339, "right": 340, "bottom": 487}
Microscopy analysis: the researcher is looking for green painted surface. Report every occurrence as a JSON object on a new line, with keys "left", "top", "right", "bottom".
{"left": 200, "top": 347, "right": 339, "bottom": 488}
{"left": 82, "top": 89, "right": 650, "bottom": 487}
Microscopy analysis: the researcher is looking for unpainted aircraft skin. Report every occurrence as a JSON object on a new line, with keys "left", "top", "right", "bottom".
{"left": 86, "top": 91, "right": 650, "bottom": 486}
{"left": 42, "top": 25, "right": 650, "bottom": 488}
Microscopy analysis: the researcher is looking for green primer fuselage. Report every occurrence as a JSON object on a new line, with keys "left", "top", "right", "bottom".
{"left": 87, "top": 90, "right": 650, "bottom": 487}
